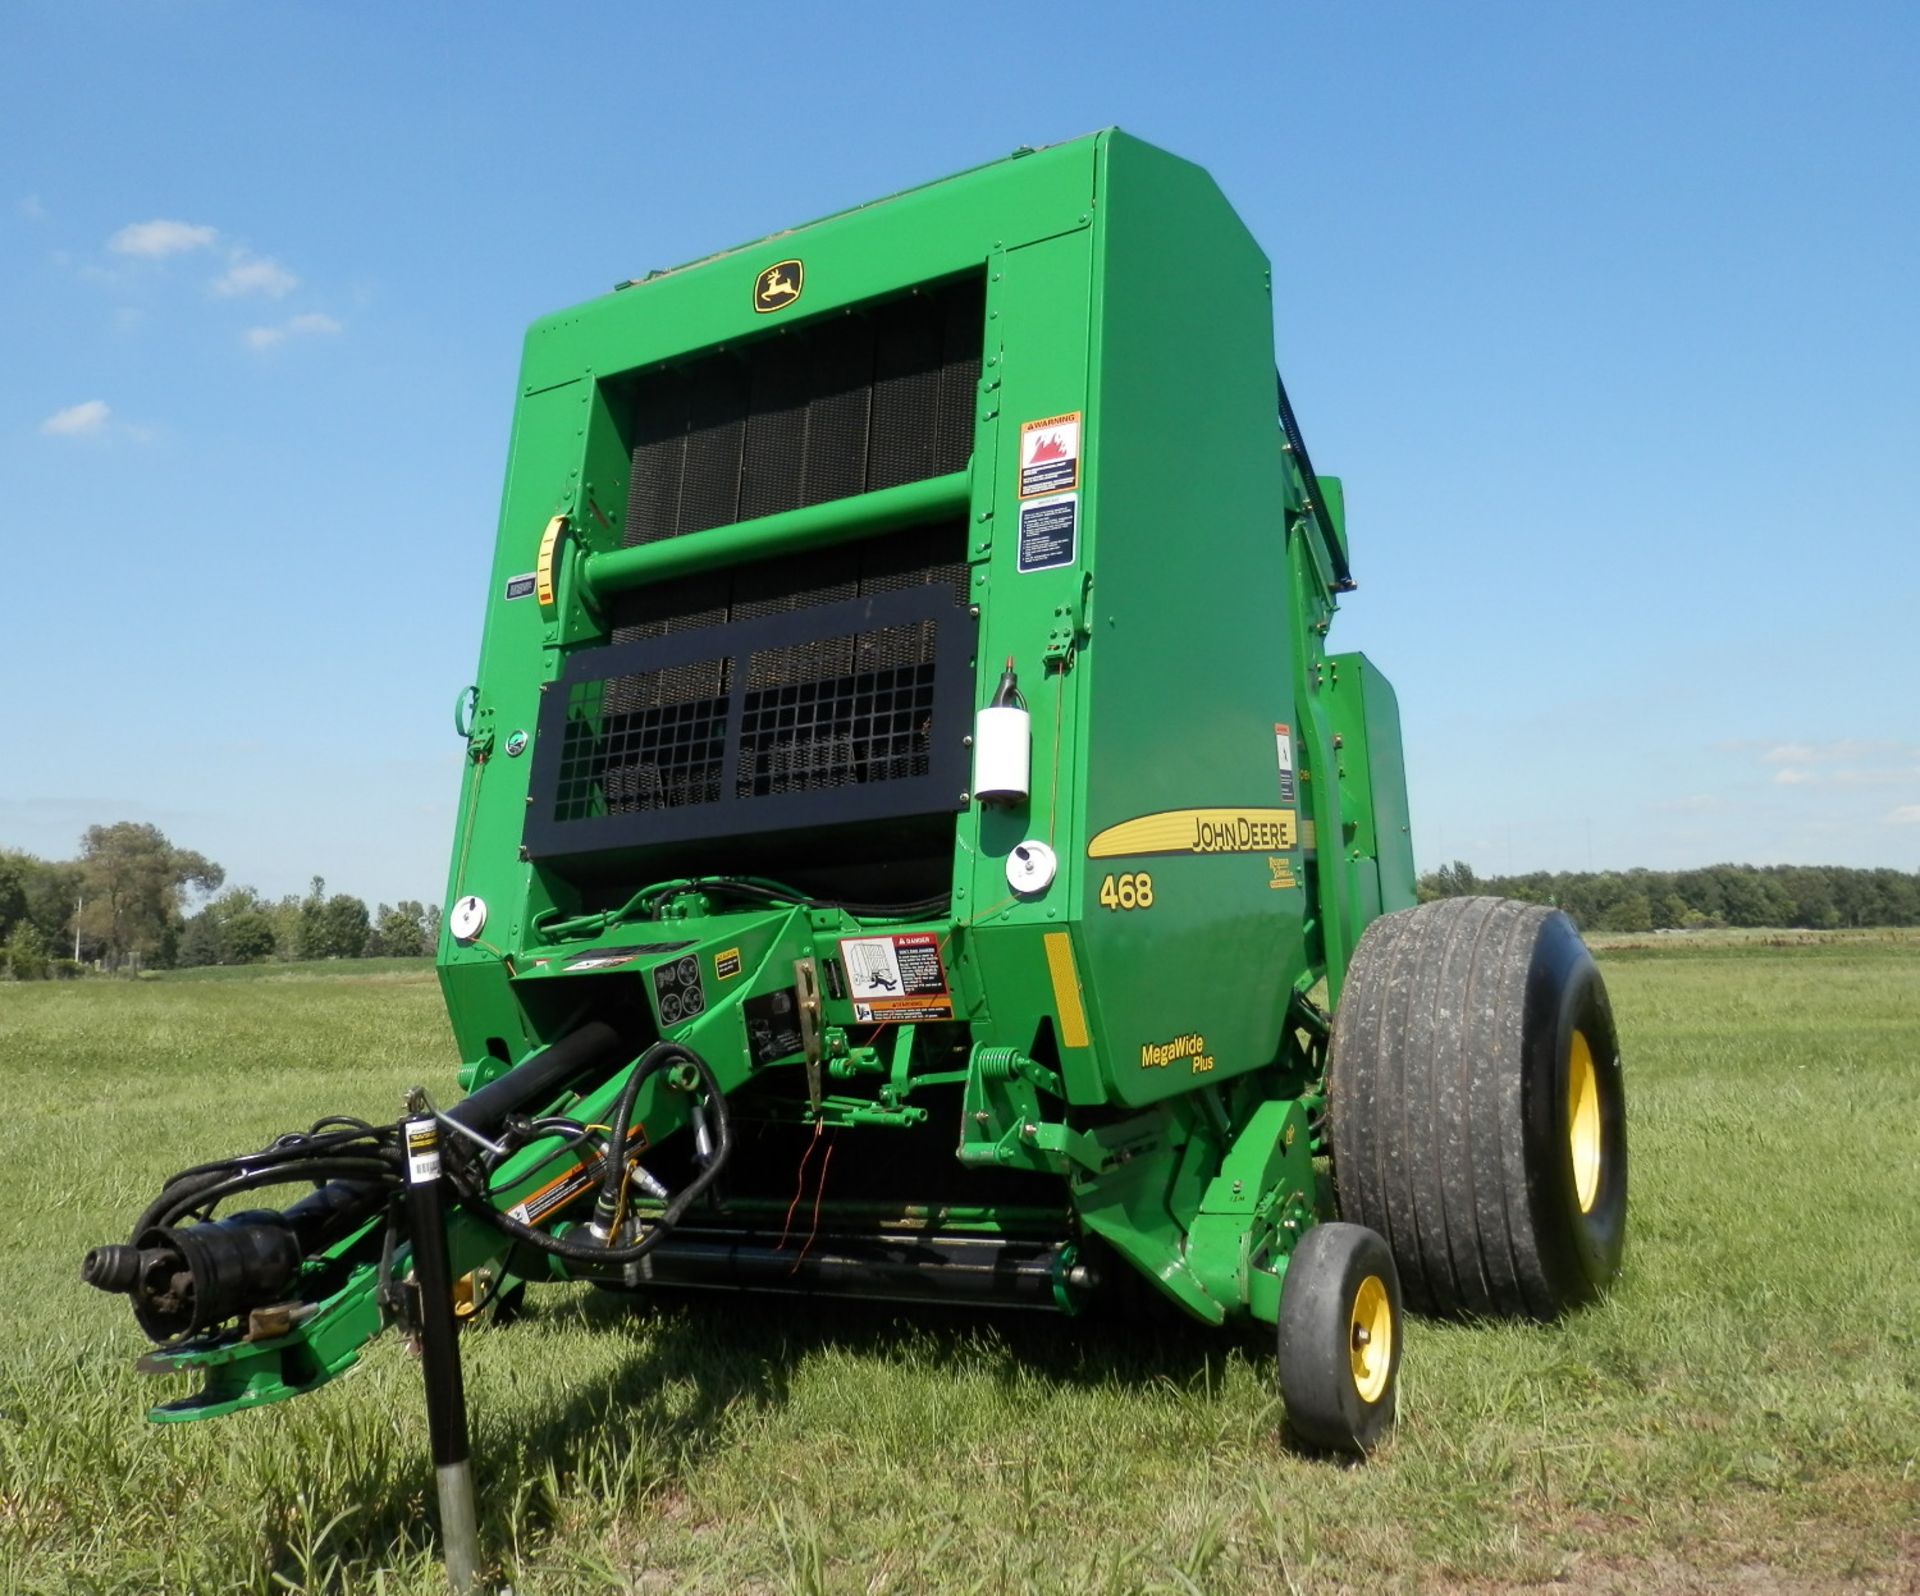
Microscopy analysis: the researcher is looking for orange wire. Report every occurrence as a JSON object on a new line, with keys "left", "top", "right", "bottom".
{"left": 777, "top": 1117, "right": 823, "bottom": 1251}
{"left": 791, "top": 1135, "right": 836, "bottom": 1272}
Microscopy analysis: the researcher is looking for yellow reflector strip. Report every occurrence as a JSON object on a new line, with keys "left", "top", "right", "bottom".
{"left": 535, "top": 515, "right": 566, "bottom": 608}
{"left": 1043, "top": 931, "right": 1091, "bottom": 1049}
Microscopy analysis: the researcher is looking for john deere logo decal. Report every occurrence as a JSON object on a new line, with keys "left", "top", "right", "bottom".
{"left": 753, "top": 259, "right": 803, "bottom": 313}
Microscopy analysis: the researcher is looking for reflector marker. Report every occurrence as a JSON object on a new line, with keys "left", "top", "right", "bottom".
{"left": 535, "top": 515, "right": 566, "bottom": 609}
{"left": 1042, "top": 930, "right": 1091, "bottom": 1050}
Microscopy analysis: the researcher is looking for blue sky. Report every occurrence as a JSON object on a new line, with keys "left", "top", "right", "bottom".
{"left": 3, "top": 1, "right": 1916, "bottom": 905}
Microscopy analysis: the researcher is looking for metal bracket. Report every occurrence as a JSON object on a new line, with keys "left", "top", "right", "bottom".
{"left": 793, "top": 957, "right": 823, "bottom": 1112}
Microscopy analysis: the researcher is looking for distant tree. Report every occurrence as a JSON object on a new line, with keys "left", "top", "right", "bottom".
{"left": 298, "top": 879, "right": 370, "bottom": 959}
{"left": 226, "top": 903, "right": 278, "bottom": 962}
{"left": 76, "top": 823, "right": 223, "bottom": 969}
{"left": 368, "top": 900, "right": 431, "bottom": 958}
{"left": 4, "top": 921, "right": 51, "bottom": 980}
{"left": 5, "top": 853, "right": 84, "bottom": 955}
{"left": 176, "top": 912, "right": 225, "bottom": 968}
{"left": 1603, "top": 892, "right": 1653, "bottom": 934}
{"left": 1416, "top": 860, "right": 1481, "bottom": 902}
{"left": 0, "top": 855, "right": 27, "bottom": 942}
{"left": 177, "top": 887, "right": 280, "bottom": 967}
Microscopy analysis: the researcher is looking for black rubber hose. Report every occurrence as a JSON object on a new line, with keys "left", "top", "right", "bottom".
{"left": 447, "top": 1020, "right": 624, "bottom": 1139}
{"left": 453, "top": 1046, "right": 732, "bottom": 1267}
{"left": 592, "top": 1042, "right": 691, "bottom": 1227}
{"left": 150, "top": 1158, "right": 403, "bottom": 1230}
{"left": 134, "top": 1127, "right": 398, "bottom": 1238}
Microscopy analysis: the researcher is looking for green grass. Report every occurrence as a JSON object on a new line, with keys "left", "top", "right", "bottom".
{"left": 153, "top": 956, "right": 436, "bottom": 982}
{"left": 2, "top": 941, "right": 1916, "bottom": 1593}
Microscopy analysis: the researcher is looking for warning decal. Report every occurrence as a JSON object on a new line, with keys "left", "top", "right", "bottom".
{"left": 1018, "top": 493, "right": 1077, "bottom": 574}
{"left": 1019, "top": 412, "right": 1080, "bottom": 498}
{"left": 1274, "top": 724, "right": 1296, "bottom": 806}
{"left": 507, "top": 1124, "right": 649, "bottom": 1228}
{"left": 838, "top": 931, "right": 954, "bottom": 1023}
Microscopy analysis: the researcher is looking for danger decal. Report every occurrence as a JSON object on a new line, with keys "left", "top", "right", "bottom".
{"left": 837, "top": 931, "right": 954, "bottom": 1024}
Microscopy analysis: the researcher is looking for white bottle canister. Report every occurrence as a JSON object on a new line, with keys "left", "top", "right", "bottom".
{"left": 974, "top": 659, "right": 1030, "bottom": 804}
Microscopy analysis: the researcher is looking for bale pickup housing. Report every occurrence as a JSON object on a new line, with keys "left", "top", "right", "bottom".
{"left": 85, "top": 131, "right": 1627, "bottom": 1571}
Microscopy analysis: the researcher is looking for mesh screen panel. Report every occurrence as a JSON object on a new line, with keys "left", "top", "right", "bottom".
{"left": 527, "top": 567, "right": 976, "bottom": 863}
{"left": 528, "top": 273, "right": 982, "bottom": 869}
{"left": 615, "top": 274, "right": 981, "bottom": 550}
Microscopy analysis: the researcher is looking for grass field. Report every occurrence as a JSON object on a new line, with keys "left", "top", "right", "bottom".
{"left": 2, "top": 937, "right": 1916, "bottom": 1593}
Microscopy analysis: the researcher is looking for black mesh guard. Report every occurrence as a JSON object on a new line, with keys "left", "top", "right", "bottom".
{"left": 523, "top": 582, "right": 977, "bottom": 865}
{"left": 617, "top": 275, "right": 982, "bottom": 549}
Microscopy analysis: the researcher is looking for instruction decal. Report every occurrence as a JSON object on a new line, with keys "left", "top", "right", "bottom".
{"left": 713, "top": 946, "right": 743, "bottom": 982}
{"left": 650, "top": 953, "right": 706, "bottom": 1025}
{"left": 1087, "top": 807, "right": 1298, "bottom": 858}
{"left": 743, "top": 987, "right": 806, "bottom": 1066}
{"left": 1273, "top": 723, "right": 1296, "bottom": 805}
{"left": 563, "top": 940, "right": 693, "bottom": 972}
{"left": 1018, "top": 492, "right": 1077, "bottom": 573}
{"left": 838, "top": 931, "right": 954, "bottom": 1023}
{"left": 1019, "top": 412, "right": 1080, "bottom": 498}
{"left": 404, "top": 1119, "right": 441, "bottom": 1185}
{"left": 504, "top": 572, "right": 538, "bottom": 601}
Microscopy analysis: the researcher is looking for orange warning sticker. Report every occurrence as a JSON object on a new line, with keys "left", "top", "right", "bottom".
{"left": 1018, "top": 412, "right": 1080, "bottom": 498}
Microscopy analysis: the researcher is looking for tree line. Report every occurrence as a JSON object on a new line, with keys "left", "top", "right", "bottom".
{"left": 1417, "top": 860, "right": 1920, "bottom": 933}
{"left": 0, "top": 823, "right": 439, "bottom": 978}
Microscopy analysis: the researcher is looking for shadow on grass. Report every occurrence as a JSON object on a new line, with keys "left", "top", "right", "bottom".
{"left": 239, "top": 1276, "right": 1260, "bottom": 1586}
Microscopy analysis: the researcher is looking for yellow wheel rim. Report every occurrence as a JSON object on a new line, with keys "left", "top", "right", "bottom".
{"left": 1349, "top": 1273, "right": 1393, "bottom": 1404}
{"left": 1568, "top": 1029, "right": 1602, "bottom": 1214}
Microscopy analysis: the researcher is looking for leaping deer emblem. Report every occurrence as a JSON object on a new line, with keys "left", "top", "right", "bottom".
{"left": 755, "top": 261, "right": 803, "bottom": 310}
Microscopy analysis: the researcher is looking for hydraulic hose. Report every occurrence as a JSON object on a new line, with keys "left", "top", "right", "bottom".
{"left": 453, "top": 1042, "right": 732, "bottom": 1267}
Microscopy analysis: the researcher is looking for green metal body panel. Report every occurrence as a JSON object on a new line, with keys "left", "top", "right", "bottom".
{"left": 140, "top": 131, "right": 1420, "bottom": 1420}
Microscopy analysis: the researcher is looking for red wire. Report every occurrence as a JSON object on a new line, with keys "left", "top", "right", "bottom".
{"left": 791, "top": 1135, "right": 836, "bottom": 1272}
{"left": 777, "top": 1117, "right": 822, "bottom": 1251}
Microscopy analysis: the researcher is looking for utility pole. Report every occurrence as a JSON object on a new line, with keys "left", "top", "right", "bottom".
{"left": 73, "top": 895, "right": 82, "bottom": 962}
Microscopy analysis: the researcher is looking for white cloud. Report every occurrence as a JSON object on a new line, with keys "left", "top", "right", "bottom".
{"left": 40, "top": 400, "right": 112, "bottom": 437}
{"left": 214, "top": 254, "right": 298, "bottom": 298}
{"left": 110, "top": 218, "right": 218, "bottom": 257}
{"left": 1771, "top": 768, "right": 1813, "bottom": 785}
{"left": 245, "top": 311, "right": 343, "bottom": 350}
{"left": 1764, "top": 738, "right": 1907, "bottom": 766}
{"left": 18, "top": 194, "right": 47, "bottom": 221}
{"left": 1888, "top": 805, "right": 1920, "bottom": 826}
